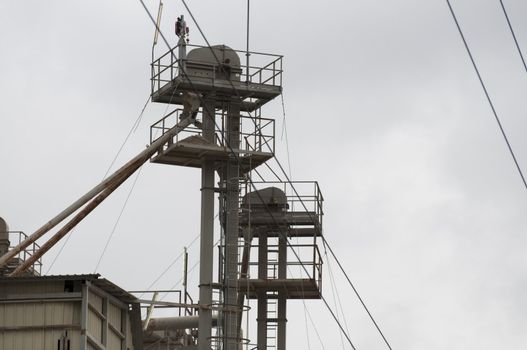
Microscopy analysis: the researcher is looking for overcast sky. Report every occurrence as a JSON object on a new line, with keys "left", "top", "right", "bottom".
{"left": 1, "top": 0, "right": 527, "bottom": 349}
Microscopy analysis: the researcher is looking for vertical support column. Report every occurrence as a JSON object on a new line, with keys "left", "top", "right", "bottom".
{"left": 257, "top": 233, "right": 268, "bottom": 350}
{"left": 121, "top": 308, "right": 128, "bottom": 350}
{"left": 224, "top": 100, "right": 241, "bottom": 350}
{"left": 198, "top": 95, "right": 216, "bottom": 350}
{"left": 80, "top": 282, "right": 88, "bottom": 350}
{"left": 102, "top": 296, "right": 109, "bottom": 346}
{"left": 277, "top": 235, "right": 287, "bottom": 350}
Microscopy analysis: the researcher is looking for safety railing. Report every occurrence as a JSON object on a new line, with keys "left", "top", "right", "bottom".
{"left": 231, "top": 242, "right": 323, "bottom": 290}
{"left": 129, "top": 289, "right": 197, "bottom": 317}
{"left": 7, "top": 231, "right": 42, "bottom": 275}
{"left": 151, "top": 44, "right": 283, "bottom": 96}
{"left": 150, "top": 108, "right": 275, "bottom": 156}
{"left": 239, "top": 181, "right": 324, "bottom": 232}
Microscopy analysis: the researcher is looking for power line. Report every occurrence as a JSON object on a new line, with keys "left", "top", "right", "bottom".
{"left": 46, "top": 96, "right": 151, "bottom": 274}
{"left": 322, "top": 237, "right": 393, "bottom": 350}
{"left": 499, "top": 0, "right": 527, "bottom": 74}
{"left": 140, "top": 233, "right": 200, "bottom": 298}
{"left": 280, "top": 93, "right": 293, "bottom": 179}
{"left": 94, "top": 165, "right": 144, "bottom": 272}
{"left": 446, "top": 0, "right": 527, "bottom": 191}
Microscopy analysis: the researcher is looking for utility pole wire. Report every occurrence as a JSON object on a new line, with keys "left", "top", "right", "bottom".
{"left": 499, "top": 0, "right": 527, "bottom": 74}
{"left": 446, "top": 0, "right": 527, "bottom": 192}
{"left": 322, "top": 238, "right": 392, "bottom": 350}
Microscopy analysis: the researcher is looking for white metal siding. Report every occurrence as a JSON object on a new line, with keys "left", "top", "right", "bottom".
{"left": 108, "top": 331, "right": 121, "bottom": 349}
{"left": 108, "top": 302, "right": 122, "bottom": 330}
{"left": 87, "top": 308, "right": 103, "bottom": 343}
{"left": 0, "top": 329, "right": 81, "bottom": 350}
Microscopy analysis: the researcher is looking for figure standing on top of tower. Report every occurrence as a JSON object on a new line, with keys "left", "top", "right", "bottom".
{"left": 175, "top": 15, "right": 190, "bottom": 43}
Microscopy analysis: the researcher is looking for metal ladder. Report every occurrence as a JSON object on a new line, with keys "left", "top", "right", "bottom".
{"left": 266, "top": 296, "right": 278, "bottom": 350}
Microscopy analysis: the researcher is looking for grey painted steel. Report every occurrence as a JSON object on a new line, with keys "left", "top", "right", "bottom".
{"left": 277, "top": 236, "right": 287, "bottom": 350}
{"left": 121, "top": 308, "right": 129, "bottom": 350}
{"left": 130, "top": 303, "right": 144, "bottom": 350}
{"left": 257, "top": 233, "right": 268, "bottom": 350}
{"left": 147, "top": 315, "right": 218, "bottom": 331}
{"left": 80, "top": 282, "right": 89, "bottom": 350}
{"left": 102, "top": 296, "right": 109, "bottom": 347}
{"left": 198, "top": 96, "right": 216, "bottom": 350}
{"left": 223, "top": 100, "right": 242, "bottom": 350}
{"left": 0, "top": 117, "right": 192, "bottom": 271}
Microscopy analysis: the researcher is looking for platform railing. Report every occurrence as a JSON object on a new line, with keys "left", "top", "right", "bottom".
{"left": 234, "top": 242, "right": 323, "bottom": 292}
{"left": 129, "top": 289, "right": 197, "bottom": 317}
{"left": 7, "top": 231, "right": 42, "bottom": 275}
{"left": 239, "top": 181, "right": 324, "bottom": 232}
{"left": 151, "top": 44, "right": 283, "bottom": 96}
{"left": 150, "top": 108, "right": 275, "bottom": 156}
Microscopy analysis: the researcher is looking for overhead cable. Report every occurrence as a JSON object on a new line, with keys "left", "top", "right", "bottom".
{"left": 94, "top": 165, "right": 144, "bottom": 272}
{"left": 499, "top": 0, "right": 527, "bottom": 74}
{"left": 446, "top": 0, "right": 527, "bottom": 191}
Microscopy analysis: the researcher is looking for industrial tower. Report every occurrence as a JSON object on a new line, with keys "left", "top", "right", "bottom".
{"left": 148, "top": 30, "right": 324, "bottom": 350}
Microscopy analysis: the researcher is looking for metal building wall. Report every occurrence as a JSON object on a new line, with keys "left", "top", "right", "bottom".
{"left": 84, "top": 284, "right": 134, "bottom": 350}
{"left": 0, "top": 300, "right": 81, "bottom": 350}
{"left": 0, "top": 276, "right": 137, "bottom": 350}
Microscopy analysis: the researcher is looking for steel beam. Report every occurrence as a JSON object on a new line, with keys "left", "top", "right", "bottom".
{"left": 198, "top": 95, "right": 216, "bottom": 350}
{"left": 224, "top": 100, "right": 242, "bottom": 350}
{"left": 277, "top": 235, "right": 287, "bottom": 350}
{"left": 0, "top": 117, "right": 192, "bottom": 271}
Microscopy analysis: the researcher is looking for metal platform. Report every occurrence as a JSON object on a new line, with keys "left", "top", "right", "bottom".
{"left": 151, "top": 44, "right": 283, "bottom": 112}
{"left": 150, "top": 109, "right": 275, "bottom": 172}
{"left": 0, "top": 231, "right": 41, "bottom": 276}
{"left": 238, "top": 278, "right": 321, "bottom": 299}
{"left": 239, "top": 181, "right": 324, "bottom": 237}
{"left": 232, "top": 242, "right": 323, "bottom": 300}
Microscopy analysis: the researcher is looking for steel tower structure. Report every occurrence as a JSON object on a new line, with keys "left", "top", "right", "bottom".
{"left": 149, "top": 33, "right": 323, "bottom": 350}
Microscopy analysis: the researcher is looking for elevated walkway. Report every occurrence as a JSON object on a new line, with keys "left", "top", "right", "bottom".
{"left": 236, "top": 243, "right": 323, "bottom": 300}
{"left": 149, "top": 109, "right": 274, "bottom": 172}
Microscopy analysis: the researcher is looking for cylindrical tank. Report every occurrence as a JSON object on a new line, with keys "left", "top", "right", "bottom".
{"left": 0, "top": 217, "right": 10, "bottom": 256}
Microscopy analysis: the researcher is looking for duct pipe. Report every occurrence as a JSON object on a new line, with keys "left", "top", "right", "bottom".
{"left": 147, "top": 315, "right": 218, "bottom": 331}
{"left": 0, "top": 117, "right": 192, "bottom": 270}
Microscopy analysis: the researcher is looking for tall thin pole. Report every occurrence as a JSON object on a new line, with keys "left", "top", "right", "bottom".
{"left": 183, "top": 246, "right": 188, "bottom": 307}
{"left": 245, "top": 0, "right": 250, "bottom": 83}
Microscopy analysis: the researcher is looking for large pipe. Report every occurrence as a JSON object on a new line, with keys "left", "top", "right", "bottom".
{"left": 147, "top": 315, "right": 218, "bottom": 331}
{"left": 0, "top": 117, "right": 192, "bottom": 270}
{"left": 9, "top": 168, "right": 132, "bottom": 276}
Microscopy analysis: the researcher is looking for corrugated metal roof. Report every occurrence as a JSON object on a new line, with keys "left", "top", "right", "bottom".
{"left": 0, "top": 274, "right": 138, "bottom": 303}
{"left": 0, "top": 273, "right": 100, "bottom": 282}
